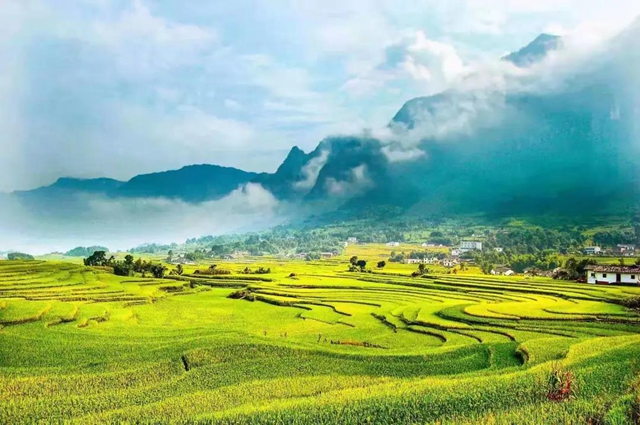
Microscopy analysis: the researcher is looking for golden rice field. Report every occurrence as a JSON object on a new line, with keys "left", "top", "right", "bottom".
{"left": 1, "top": 253, "right": 640, "bottom": 424}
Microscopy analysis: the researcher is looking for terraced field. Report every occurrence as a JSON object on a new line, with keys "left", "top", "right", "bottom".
{"left": 1, "top": 258, "right": 639, "bottom": 424}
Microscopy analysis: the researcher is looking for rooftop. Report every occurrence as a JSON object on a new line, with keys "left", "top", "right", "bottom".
{"left": 585, "top": 265, "right": 640, "bottom": 273}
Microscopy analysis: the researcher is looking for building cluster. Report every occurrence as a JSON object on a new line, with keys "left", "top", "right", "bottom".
{"left": 168, "top": 254, "right": 196, "bottom": 265}
{"left": 583, "top": 244, "right": 636, "bottom": 257}
{"left": 405, "top": 257, "right": 460, "bottom": 268}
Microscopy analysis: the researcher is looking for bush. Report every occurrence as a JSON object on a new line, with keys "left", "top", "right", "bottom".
{"left": 546, "top": 364, "right": 576, "bottom": 402}
{"left": 195, "top": 265, "right": 232, "bottom": 275}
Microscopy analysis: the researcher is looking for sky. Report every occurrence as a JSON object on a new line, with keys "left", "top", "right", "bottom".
{"left": 1, "top": 0, "right": 640, "bottom": 192}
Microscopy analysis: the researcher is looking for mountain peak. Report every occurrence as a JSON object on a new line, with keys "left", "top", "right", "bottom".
{"left": 503, "top": 33, "right": 561, "bottom": 67}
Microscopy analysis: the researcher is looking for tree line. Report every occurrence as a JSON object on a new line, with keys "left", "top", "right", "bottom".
{"left": 83, "top": 251, "right": 168, "bottom": 278}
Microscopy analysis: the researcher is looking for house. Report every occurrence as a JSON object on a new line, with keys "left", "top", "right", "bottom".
{"left": 460, "top": 241, "right": 483, "bottom": 252}
{"left": 320, "top": 252, "right": 335, "bottom": 259}
{"left": 491, "top": 266, "right": 515, "bottom": 276}
{"left": 421, "top": 243, "right": 435, "bottom": 248}
{"left": 347, "top": 237, "right": 358, "bottom": 244}
{"left": 450, "top": 248, "right": 462, "bottom": 257}
{"left": 386, "top": 242, "right": 400, "bottom": 247}
{"left": 441, "top": 258, "right": 459, "bottom": 268}
{"left": 583, "top": 246, "right": 602, "bottom": 255}
{"left": 405, "top": 258, "right": 438, "bottom": 265}
{"left": 585, "top": 265, "right": 640, "bottom": 285}
{"left": 405, "top": 258, "right": 423, "bottom": 264}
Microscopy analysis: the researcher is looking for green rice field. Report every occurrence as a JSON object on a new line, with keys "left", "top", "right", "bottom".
{"left": 1, "top": 254, "right": 640, "bottom": 424}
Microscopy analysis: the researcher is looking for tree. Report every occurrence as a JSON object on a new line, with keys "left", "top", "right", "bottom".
{"left": 418, "top": 264, "right": 428, "bottom": 275}
{"left": 459, "top": 262, "right": 467, "bottom": 271}
{"left": 377, "top": 260, "right": 386, "bottom": 269}
{"left": 167, "top": 250, "right": 174, "bottom": 262}
{"left": 113, "top": 262, "right": 133, "bottom": 276}
{"left": 84, "top": 251, "right": 107, "bottom": 267}
{"left": 176, "top": 264, "right": 184, "bottom": 275}
{"left": 618, "top": 258, "right": 626, "bottom": 266}
{"left": 349, "top": 256, "right": 358, "bottom": 266}
{"left": 124, "top": 254, "right": 134, "bottom": 266}
{"left": 150, "top": 264, "right": 167, "bottom": 279}
{"left": 356, "top": 259, "right": 367, "bottom": 272}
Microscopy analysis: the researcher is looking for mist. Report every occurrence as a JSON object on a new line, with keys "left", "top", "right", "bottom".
{"left": 0, "top": 184, "right": 291, "bottom": 254}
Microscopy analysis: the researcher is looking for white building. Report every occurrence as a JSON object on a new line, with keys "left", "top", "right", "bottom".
{"left": 583, "top": 246, "right": 601, "bottom": 255}
{"left": 405, "top": 258, "right": 422, "bottom": 264}
{"left": 450, "top": 248, "right": 462, "bottom": 257}
{"left": 441, "top": 258, "right": 459, "bottom": 268}
{"left": 585, "top": 266, "right": 640, "bottom": 285}
{"left": 347, "top": 237, "right": 358, "bottom": 244}
{"left": 405, "top": 258, "right": 438, "bottom": 265}
{"left": 386, "top": 242, "right": 400, "bottom": 247}
{"left": 460, "top": 241, "right": 483, "bottom": 252}
{"left": 494, "top": 247, "right": 504, "bottom": 253}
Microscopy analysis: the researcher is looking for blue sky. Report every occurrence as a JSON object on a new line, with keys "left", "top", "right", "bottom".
{"left": 1, "top": 0, "right": 640, "bottom": 191}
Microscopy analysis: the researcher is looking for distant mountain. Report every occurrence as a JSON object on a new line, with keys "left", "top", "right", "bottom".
{"left": 14, "top": 165, "right": 257, "bottom": 204}
{"left": 115, "top": 164, "right": 258, "bottom": 203}
{"left": 64, "top": 246, "right": 109, "bottom": 257}
{"left": 502, "top": 33, "right": 561, "bottom": 67}
{"left": 14, "top": 177, "right": 123, "bottom": 199}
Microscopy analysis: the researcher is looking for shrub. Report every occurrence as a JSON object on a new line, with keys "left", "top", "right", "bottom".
{"left": 546, "top": 364, "right": 576, "bottom": 402}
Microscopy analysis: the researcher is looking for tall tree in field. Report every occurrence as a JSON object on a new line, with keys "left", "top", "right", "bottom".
{"left": 350, "top": 256, "right": 358, "bottom": 266}
{"left": 84, "top": 251, "right": 107, "bottom": 267}
{"left": 377, "top": 260, "right": 386, "bottom": 269}
{"left": 356, "top": 260, "right": 367, "bottom": 272}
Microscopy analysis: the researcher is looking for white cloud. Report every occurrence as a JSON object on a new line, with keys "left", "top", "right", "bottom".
{"left": 0, "top": 183, "right": 287, "bottom": 254}
{"left": 90, "top": 0, "right": 218, "bottom": 78}
{"left": 224, "top": 98, "right": 242, "bottom": 110}
{"left": 325, "top": 164, "right": 372, "bottom": 196}
{"left": 293, "top": 150, "right": 329, "bottom": 190}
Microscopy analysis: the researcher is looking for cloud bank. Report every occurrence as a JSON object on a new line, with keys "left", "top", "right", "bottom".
{"left": 0, "top": 184, "right": 289, "bottom": 254}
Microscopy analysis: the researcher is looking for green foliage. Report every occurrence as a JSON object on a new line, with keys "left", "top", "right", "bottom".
{"left": 593, "top": 230, "right": 637, "bottom": 247}
{"left": 83, "top": 251, "right": 110, "bottom": 267}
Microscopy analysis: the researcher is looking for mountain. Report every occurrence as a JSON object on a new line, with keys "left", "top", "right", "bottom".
{"left": 502, "top": 33, "right": 561, "bottom": 67}
{"left": 9, "top": 26, "right": 640, "bottom": 228}
{"left": 252, "top": 146, "right": 314, "bottom": 199}
{"left": 285, "top": 29, "right": 638, "bottom": 218}
{"left": 14, "top": 165, "right": 257, "bottom": 204}
{"left": 14, "top": 177, "right": 124, "bottom": 199}
{"left": 115, "top": 164, "right": 258, "bottom": 203}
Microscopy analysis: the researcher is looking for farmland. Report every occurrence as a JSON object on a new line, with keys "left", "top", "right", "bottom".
{"left": 1, "top": 248, "right": 640, "bottom": 424}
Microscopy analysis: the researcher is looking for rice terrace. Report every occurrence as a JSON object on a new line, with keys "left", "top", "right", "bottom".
{"left": 4, "top": 2, "right": 640, "bottom": 423}
{"left": 1, "top": 246, "right": 640, "bottom": 424}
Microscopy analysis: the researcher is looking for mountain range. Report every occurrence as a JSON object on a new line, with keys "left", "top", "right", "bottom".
{"left": 10, "top": 23, "right": 640, "bottom": 223}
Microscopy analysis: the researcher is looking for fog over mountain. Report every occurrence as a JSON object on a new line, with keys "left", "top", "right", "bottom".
{"left": 2, "top": 17, "right": 640, "bottom": 253}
